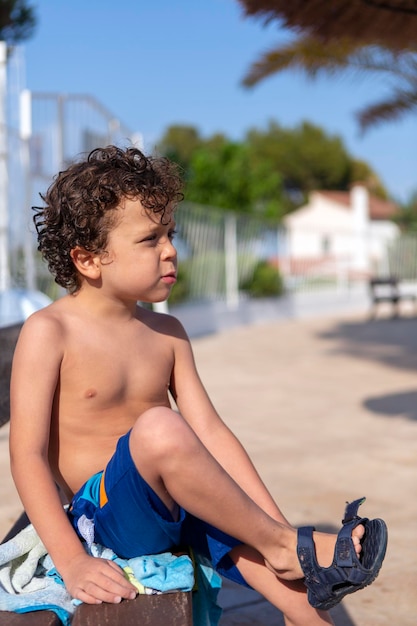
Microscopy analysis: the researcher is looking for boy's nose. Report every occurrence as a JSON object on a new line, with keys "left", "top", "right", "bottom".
{"left": 162, "top": 240, "right": 177, "bottom": 259}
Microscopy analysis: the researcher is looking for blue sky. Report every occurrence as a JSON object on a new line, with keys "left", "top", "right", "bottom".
{"left": 21, "top": 0, "right": 416, "bottom": 202}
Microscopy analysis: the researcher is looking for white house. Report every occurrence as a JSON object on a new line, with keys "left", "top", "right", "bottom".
{"left": 282, "top": 184, "right": 399, "bottom": 277}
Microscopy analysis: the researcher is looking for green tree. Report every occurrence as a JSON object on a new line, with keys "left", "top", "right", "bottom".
{"left": 185, "top": 140, "right": 283, "bottom": 218}
{"left": 156, "top": 125, "right": 204, "bottom": 171}
{"left": 350, "top": 158, "right": 388, "bottom": 200}
{"left": 246, "top": 120, "right": 388, "bottom": 208}
{"left": 157, "top": 122, "right": 386, "bottom": 217}
{"left": 246, "top": 120, "right": 351, "bottom": 194}
{"left": 0, "top": 0, "right": 36, "bottom": 45}
{"left": 186, "top": 141, "right": 252, "bottom": 211}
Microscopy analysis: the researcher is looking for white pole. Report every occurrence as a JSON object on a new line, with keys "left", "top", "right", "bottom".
{"left": 351, "top": 184, "right": 369, "bottom": 274}
{"left": 20, "top": 88, "right": 31, "bottom": 138}
{"left": 225, "top": 213, "right": 239, "bottom": 310}
{"left": 152, "top": 300, "right": 169, "bottom": 314}
{"left": 0, "top": 41, "right": 9, "bottom": 292}
{"left": 20, "top": 88, "right": 35, "bottom": 289}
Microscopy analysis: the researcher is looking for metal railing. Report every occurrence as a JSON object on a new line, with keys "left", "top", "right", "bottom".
{"left": 5, "top": 87, "right": 138, "bottom": 299}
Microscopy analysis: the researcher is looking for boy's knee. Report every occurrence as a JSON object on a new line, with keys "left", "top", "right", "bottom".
{"left": 130, "top": 406, "right": 189, "bottom": 458}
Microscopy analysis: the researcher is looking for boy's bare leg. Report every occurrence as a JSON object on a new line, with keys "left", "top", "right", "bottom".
{"left": 229, "top": 544, "right": 334, "bottom": 626}
{"left": 129, "top": 407, "right": 363, "bottom": 583}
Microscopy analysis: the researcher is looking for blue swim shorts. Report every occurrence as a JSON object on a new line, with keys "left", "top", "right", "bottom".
{"left": 68, "top": 430, "right": 249, "bottom": 587}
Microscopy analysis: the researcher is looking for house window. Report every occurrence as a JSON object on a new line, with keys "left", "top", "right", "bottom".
{"left": 321, "top": 235, "right": 330, "bottom": 255}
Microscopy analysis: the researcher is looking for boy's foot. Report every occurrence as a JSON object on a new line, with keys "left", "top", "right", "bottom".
{"left": 265, "top": 498, "right": 387, "bottom": 611}
{"left": 312, "top": 522, "right": 364, "bottom": 568}
{"left": 297, "top": 497, "right": 388, "bottom": 610}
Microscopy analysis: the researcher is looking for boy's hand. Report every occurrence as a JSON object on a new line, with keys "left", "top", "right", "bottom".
{"left": 61, "top": 553, "right": 137, "bottom": 604}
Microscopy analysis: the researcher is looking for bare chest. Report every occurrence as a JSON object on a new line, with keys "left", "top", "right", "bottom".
{"left": 59, "top": 326, "right": 174, "bottom": 412}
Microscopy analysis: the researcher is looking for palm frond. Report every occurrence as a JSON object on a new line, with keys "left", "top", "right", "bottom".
{"left": 348, "top": 47, "right": 417, "bottom": 82}
{"left": 358, "top": 88, "right": 417, "bottom": 130}
{"left": 243, "top": 35, "right": 417, "bottom": 87}
{"left": 237, "top": 0, "right": 417, "bottom": 50}
{"left": 242, "top": 36, "right": 363, "bottom": 86}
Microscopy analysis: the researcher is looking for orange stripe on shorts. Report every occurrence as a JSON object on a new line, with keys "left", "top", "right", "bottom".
{"left": 99, "top": 472, "right": 108, "bottom": 507}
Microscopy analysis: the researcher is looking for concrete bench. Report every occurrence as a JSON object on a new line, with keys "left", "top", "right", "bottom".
{"left": 0, "top": 323, "right": 193, "bottom": 625}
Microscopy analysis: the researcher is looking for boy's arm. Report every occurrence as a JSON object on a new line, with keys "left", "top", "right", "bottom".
{"left": 9, "top": 313, "right": 136, "bottom": 604}
{"left": 169, "top": 319, "right": 291, "bottom": 526}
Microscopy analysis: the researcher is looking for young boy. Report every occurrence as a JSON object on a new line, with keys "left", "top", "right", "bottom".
{"left": 9, "top": 146, "right": 387, "bottom": 626}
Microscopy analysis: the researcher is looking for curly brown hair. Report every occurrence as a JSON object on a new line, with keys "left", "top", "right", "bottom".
{"left": 33, "top": 146, "right": 184, "bottom": 293}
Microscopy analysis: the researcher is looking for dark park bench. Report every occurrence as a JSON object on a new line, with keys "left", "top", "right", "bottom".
{"left": 0, "top": 323, "right": 193, "bottom": 626}
{"left": 369, "top": 276, "right": 417, "bottom": 317}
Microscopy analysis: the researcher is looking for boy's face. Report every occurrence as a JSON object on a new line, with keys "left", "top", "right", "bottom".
{"left": 98, "top": 197, "right": 178, "bottom": 304}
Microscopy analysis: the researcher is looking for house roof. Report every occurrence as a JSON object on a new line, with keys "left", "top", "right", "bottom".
{"left": 317, "top": 190, "right": 398, "bottom": 221}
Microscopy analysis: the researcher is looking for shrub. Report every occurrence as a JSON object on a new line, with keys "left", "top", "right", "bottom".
{"left": 241, "top": 260, "right": 283, "bottom": 298}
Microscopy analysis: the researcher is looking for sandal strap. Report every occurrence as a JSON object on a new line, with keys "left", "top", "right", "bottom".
{"left": 342, "top": 497, "right": 366, "bottom": 524}
{"left": 337, "top": 497, "right": 369, "bottom": 567}
{"left": 297, "top": 526, "right": 316, "bottom": 578}
{"left": 297, "top": 526, "right": 346, "bottom": 603}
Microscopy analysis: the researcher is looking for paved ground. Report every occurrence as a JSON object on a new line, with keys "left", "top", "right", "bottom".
{"left": 1, "top": 307, "right": 416, "bottom": 625}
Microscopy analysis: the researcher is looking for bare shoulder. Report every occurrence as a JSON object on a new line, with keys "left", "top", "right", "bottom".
{"left": 136, "top": 306, "right": 189, "bottom": 342}
{"left": 15, "top": 297, "right": 72, "bottom": 354}
{"left": 10, "top": 300, "right": 73, "bottom": 397}
{"left": 22, "top": 299, "right": 65, "bottom": 334}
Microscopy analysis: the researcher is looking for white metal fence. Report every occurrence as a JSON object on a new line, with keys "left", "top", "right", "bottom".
{"left": 173, "top": 204, "right": 417, "bottom": 308}
{"left": 5, "top": 85, "right": 137, "bottom": 300}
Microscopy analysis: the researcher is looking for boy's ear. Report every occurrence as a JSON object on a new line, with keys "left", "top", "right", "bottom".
{"left": 70, "top": 246, "right": 101, "bottom": 280}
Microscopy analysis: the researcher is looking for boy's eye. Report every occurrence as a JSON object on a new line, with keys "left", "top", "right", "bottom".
{"left": 141, "top": 234, "right": 157, "bottom": 242}
{"left": 139, "top": 228, "right": 176, "bottom": 244}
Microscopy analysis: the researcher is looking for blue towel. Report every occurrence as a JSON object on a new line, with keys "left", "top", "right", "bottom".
{"left": 115, "top": 551, "right": 194, "bottom": 593}
{"left": 0, "top": 522, "right": 196, "bottom": 624}
{"left": 0, "top": 522, "right": 74, "bottom": 625}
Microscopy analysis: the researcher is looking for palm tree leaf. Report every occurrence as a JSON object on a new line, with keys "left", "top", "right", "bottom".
{"left": 243, "top": 35, "right": 417, "bottom": 86}
{"left": 238, "top": 0, "right": 417, "bottom": 50}
{"left": 347, "top": 47, "right": 417, "bottom": 81}
{"left": 242, "top": 36, "right": 364, "bottom": 86}
{"left": 357, "top": 88, "right": 417, "bottom": 130}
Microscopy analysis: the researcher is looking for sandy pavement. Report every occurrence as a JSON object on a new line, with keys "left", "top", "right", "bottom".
{"left": 1, "top": 311, "right": 416, "bottom": 625}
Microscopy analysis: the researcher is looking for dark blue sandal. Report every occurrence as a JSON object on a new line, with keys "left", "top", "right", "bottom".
{"left": 297, "top": 497, "right": 388, "bottom": 611}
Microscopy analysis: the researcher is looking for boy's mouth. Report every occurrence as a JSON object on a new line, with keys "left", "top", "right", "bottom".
{"left": 161, "top": 272, "right": 177, "bottom": 285}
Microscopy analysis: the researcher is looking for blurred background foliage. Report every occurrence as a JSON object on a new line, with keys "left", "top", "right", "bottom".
{"left": 157, "top": 120, "right": 388, "bottom": 222}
